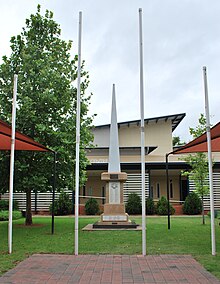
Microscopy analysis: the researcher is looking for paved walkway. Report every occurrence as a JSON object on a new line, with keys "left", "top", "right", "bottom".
{"left": 0, "top": 254, "right": 219, "bottom": 284}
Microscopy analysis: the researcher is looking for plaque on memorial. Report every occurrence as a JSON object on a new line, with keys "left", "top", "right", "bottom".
{"left": 109, "top": 182, "right": 120, "bottom": 204}
{"left": 110, "top": 174, "right": 118, "bottom": 180}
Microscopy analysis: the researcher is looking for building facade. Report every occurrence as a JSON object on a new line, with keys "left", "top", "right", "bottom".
{"left": 2, "top": 112, "right": 220, "bottom": 213}
{"left": 81, "top": 113, "right": 220, "bottom": 213}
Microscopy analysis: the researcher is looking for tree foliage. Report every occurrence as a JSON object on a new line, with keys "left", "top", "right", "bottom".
{"left": 0, "top": 200, "right": 19, "bottom": 211}
{"left": 156, "top": 196, "right": 175, "bottom": 215}
{"left": 189, "top": 113, "right": 207, "bottom": 138}
{"left": 183, "top": 153, "right": 209, "bottom": 196}
{"left": 182, "top": 114, "right": 210, "bottom": 224}
{"left": 0, "top": 211, "right": 22, "bottom": 221}
{"left": 173, "top": 136, "right": 185, "bottom": 147}
{"left": 49, "top": 191, "right": 72, "bottom": 216}
{"left": 146, "top": 197, "right": 155, "bottom": 215}
{"left": 85, "top": 198, "right": 100, "bottom": 215}
{"left": 0, "top": 5, "right": 94, "bottom": 224}
{"left": 125, "top": 193, "right": 142, "bottom": 215}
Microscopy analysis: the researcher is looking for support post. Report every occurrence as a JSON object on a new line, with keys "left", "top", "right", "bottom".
{"left": 75, "top": 11, "right": 82, "bottom": 256}
{"left": 166, "top": 153, "right": 171, "bottom": 230}
{"left": 8, "top": 74, "right": 18, "bottom": 254}
{"left": 203, "top": 66, "right": 216, "bottom": 256}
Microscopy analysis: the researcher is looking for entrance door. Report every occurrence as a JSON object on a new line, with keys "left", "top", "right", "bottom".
{"left": 180, "top": 180, "right": 188, "bottom": 201}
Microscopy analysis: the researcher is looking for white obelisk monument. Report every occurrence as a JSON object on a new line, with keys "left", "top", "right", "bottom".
{"left": 94, "top": 85, "right": 136, "bottom": 228}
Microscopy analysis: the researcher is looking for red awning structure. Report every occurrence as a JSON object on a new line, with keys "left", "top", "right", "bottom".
{"left": 0, "top": 119, "right": 52, "bottom": 152}
{"left": 173, "top": 122, "right": 220, "bottom": 154}
{"left": 1, "top": 118, "right": 56, "bottom": 236}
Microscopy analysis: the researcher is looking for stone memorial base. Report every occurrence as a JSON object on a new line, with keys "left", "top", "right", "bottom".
{"left": 93, "top": 213, "right": 138, "bottom": 229}
{"left": 83, "top": 223, "right": 141, "bottom": 231}
{"left": 93, "top": 171, "right": 138, "bottom": 229}
{"left": 93, "top": 220, "right": 138, "bottom": 229}
{"left": 101, "top": 213, "right": 128, "bottom": 222}
{"left": 103, "top": 204, "right": 126, "bottom": 215}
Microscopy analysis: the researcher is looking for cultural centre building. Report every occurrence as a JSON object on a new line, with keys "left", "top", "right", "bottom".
{"left": 81, "top": 112, "right": 220, "bottom": 213}
{"left": 1, "top": 112, "right": 220, "bottom": 213}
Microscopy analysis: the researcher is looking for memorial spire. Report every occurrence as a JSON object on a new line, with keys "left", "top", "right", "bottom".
{"left": 108, "top": 84, "right": 121, "bottom": 173}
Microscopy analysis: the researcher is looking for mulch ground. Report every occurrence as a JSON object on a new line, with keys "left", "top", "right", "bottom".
{"left": 0, "top": 254, "right": 219, "bottom": 284}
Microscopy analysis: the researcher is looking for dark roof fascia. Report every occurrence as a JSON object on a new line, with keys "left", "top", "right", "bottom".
{"left": 94, "top": 113, "right": 186, "bottom": 132}
{"left": 87, "top": 161, "right": 220, "bottom": 171}
{"left": 86, "top": 161, "right": 200, "bottom": 171}
{"left": 86, "top": 146, "right": 157, "bottom": 154}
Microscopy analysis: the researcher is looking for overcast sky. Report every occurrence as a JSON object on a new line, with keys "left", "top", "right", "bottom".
{"left": 1, "top": 0, "right": 220, "bottom": 142}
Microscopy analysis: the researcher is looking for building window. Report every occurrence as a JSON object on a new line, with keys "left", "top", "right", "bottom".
{"left": 88, "top": 186, "right": 92, "bottom": 196}
{"left": 102, "top": 186, "right": 105, "bottom": 204}
{"left": 82, "top": 185, "right": 86, "bottom": 198}
{"left": 150, "top": 185, "right": 153, "bottom": 198}
{"left": 156, "top": 183, "right": 160, "bottom": 198}
{"left": 170, "top": 180, "right": 173, "bottom": 198}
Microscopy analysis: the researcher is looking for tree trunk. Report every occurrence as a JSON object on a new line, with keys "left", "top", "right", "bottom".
{"left": 25, "top": 190, "right": 33, "bottom": 225}
{"left": 202, "top": 195, "right": 205, "bottom": 225}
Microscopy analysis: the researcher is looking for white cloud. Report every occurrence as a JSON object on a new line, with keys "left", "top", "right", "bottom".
{"left": 0, "top": 0, "right": 220, "bottom": 141}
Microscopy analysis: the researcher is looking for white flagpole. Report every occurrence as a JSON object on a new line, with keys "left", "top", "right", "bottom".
{"left": 139, "top": 8, "right": 146, "bottom": 256}
{"left": 74, "top": 11, "right": 82, "bottom": 256}
{"left": 8, "top": 74, "right": 18, "bottom": 254}
{"left": 203, "top": 66, "right": 216, "bottom": 256}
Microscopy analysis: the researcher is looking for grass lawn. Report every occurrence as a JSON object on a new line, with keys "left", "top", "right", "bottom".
{"left": 0, "top": 216, "right": 219, "bottom": 279}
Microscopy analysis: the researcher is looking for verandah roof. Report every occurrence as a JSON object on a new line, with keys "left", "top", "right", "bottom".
{"left": 0, "top": 119, "right": 52, "bottom": 152}
{"left": 0, "top": 118, "right": 56, "bottom": 236}
{"left": 172, "top": 122, "right": 220, "bottom": 154}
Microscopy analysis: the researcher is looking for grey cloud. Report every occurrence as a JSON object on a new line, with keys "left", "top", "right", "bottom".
{"left": 0, "top": 0, "right": 220, "bottom": 142}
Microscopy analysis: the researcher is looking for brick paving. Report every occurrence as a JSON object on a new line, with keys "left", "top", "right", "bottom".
{"left": 0, "top": 254, "right": 219, "bottom": 284}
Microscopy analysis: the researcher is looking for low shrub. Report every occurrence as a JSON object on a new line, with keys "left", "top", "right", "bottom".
{"left": 146, "top": 197, "right": 155, "bottom": 215}
{"left": 49, "top": 191, "right": 72, "bottom": 216}
{"left": 0, "top": 210, "right": 22, "bottom": 221}
{"left": 85, "top": 198, "right": 99, "bottom": 215}
{"left": 0, "top": 199, "right": 19, "bottom": 211}
{"left": 156, "top": 196, "right": 175, "bottom": 215}
{"left": 126, "top": 193, "right": 142, "bottom": 215}
{"left": 183, "top": 191, "right": 202, "bottom": 215}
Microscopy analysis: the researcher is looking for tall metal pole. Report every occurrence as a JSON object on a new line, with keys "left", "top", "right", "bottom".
{"left": 139, "top": 8, "right": 146, "bottom": 256}
{"left": 75, "top": 11, "right": 82, "bottom": 256}
{"left": 203, "top": 66, "right": 216, "bottom": 256}
{"left": 8, "top": 74, "right": 18, "bottom": 254}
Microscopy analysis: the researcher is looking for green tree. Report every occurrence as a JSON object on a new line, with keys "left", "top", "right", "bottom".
{"left": 182, "top": 114, "right": 210, "bottom": 224}
{"left": 49, "top": 191, "right": 72, "bottom": 216}
{"left": 172, "top": 136, "right": 185, "bottom": 147}
{"left": 189, "top": 114, "right": 207, "bottom": 137}
{"left": 0, "top": 5, "right": 94, "bottom": 225}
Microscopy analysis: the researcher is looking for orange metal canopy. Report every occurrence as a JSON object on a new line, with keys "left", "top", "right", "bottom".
{"left": 173, "top": 122, "right": 220, "bottom": 154}
{"left": 0, "top": 119, "right": 52, "bottom": 152}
